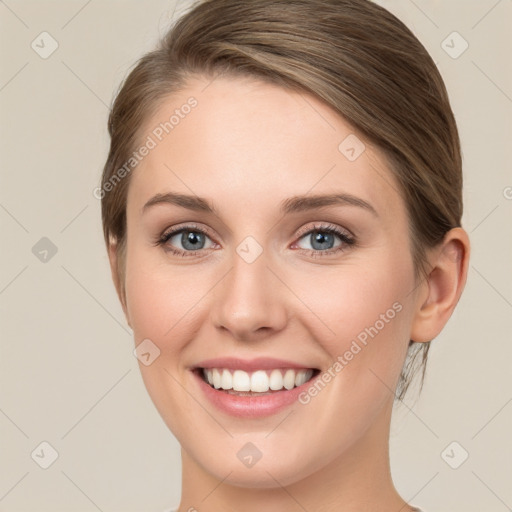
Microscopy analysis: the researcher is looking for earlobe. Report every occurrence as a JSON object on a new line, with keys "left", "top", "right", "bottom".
{"left": 410, "top": 227, "right": 470, "bottom": 343}
{"left": 107, "top": 240, "right": 131, "bottom": 328}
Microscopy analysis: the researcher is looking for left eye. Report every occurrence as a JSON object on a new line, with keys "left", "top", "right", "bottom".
{"left": 296, "top": 229, "right": 344, "bottom": 251}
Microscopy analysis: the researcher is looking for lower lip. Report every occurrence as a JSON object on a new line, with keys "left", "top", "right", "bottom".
{"left": 192, "top": 369, "right": 316, "bottom": 418}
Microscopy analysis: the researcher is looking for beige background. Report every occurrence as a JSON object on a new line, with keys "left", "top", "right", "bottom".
{"left": 0, "top": 1, "right": 511, "bottom": 511}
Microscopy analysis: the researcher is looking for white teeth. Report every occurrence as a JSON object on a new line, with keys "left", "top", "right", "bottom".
{"left": 295, "top": 369, "right": 313, "bottom": 386}
{"left": 251, "top": 370, "right": 269, "bottom": 392}
{"left": 283, "top": 369, "right": 295, "bottom": 390}
{"left": 269, "top": 369, "right": 283, "bottom": 390}
{"left": 221, "top": 369, "right": 232, "bottom": 390}
{"left": 232, "top": 370, "right": 251, "bottom": 391}
{"left": 212, "top": 368, "right": 221, "bottom": 389}
{"left": 202, "top": 368, "right": 314, "bottom": 393}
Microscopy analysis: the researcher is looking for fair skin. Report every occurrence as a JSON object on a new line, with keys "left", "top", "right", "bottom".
{"left": 109, "top": 75, "right": 470, "bottom": 512}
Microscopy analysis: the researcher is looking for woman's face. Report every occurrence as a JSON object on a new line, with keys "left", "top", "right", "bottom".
{"left": 120, "top": 75, "right": 423, "bottom": 487}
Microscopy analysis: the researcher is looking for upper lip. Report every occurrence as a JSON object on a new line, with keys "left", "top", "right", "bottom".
{"left": 193, "top": 357, "right": 318, "bottom": 372}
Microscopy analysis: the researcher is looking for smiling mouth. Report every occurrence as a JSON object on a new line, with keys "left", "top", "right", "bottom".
{"left": 195, "top": 367, "right": 320, "bottom": 395}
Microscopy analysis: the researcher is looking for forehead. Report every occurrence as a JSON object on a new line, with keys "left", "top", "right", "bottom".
{"left": 128, "top": 75, "right": 405, "bottom": 221}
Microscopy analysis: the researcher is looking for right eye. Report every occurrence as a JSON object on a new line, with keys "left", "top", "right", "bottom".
{"left": 156, "top": 224, "right": 217, "bottom": 257}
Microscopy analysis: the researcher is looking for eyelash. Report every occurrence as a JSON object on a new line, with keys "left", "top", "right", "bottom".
{"left": 155, "top": 222, "right": 356, "bottom": 258}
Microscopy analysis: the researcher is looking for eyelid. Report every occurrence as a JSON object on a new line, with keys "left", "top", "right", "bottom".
{"left": 159, "top": 222, "right": 215, "bottom": 241}
{"left": 294, "top": 222, "right": 354, "bottom": 240}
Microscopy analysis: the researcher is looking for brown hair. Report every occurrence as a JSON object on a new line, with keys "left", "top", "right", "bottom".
{"left": 101, "top": 0, "right": 463, "bottom": 401}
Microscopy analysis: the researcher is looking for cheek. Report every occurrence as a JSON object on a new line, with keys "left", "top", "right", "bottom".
{"left": 124, "top": 246, "right": 205, "bottom": 344}
{"left": 295, "top": 252, "right": 415, "bottom": 388}
{"left": 123, "top": 248, "right": 210, "bottom": 432}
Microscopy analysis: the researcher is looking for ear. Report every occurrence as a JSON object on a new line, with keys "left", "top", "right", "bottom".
{"left": 107, "top": 240, "right": 131, "bottom": 329}
{"left": 410, "top": 227, "right": 470, "bottom": 343}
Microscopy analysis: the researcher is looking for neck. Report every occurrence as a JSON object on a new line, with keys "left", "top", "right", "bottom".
{"left": 177, "top": 402, "right": 413, "bottom": 512}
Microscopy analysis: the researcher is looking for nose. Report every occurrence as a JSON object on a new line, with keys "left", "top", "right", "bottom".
{"left": 210, "top": 246, "right": 289, "bottom": 342}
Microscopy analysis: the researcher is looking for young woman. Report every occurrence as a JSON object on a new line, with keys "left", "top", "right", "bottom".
{"left": 100, "top": 1, "right": 470, "bottom": 510}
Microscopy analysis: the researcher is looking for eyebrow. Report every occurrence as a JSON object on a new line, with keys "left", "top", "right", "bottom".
{"left": 143, "top": 192, "right": 216, "bottom": 214}
{"left": 281, "top": 193, "right": 378, "bottom": 217}
{"left": 142, "top": 191, "right": 378, "bottom": 217}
